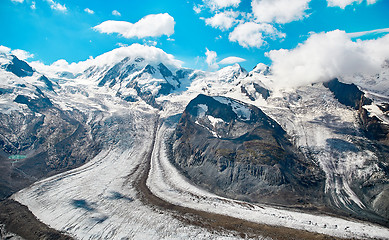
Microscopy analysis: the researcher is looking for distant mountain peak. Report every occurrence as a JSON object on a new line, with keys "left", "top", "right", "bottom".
{"left": 1, "top": 55, "right": 34, "bottom": 78}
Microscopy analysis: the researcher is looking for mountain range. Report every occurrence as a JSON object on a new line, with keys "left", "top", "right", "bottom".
{"left": 0, "top": 46, "right": 389, "bottom": 239}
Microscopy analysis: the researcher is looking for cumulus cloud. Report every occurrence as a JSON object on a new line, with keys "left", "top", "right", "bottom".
{"left": 205, "top": 48, "right": 219, "bottom": 70}
{"left": 0, "top": 45, "right": 11, "bottom": 54}
{"left": 205, "top": 11, "right": 239, "bottom": 31}
{"left": 229, "top": 22, "right": 285, "bottom": 48}
{"left": 84, "top": 8, "right": 94, "bottom": 14}
{"left": 94, "top": 13, "right": 175, "bottom": 39}
{"left": 266, "top": 30, "right": 389, "bottom": 88}
{"left": 193, "top": 5, "right": 203, "bottom": 14}
{"left": 11, "top": 49, "right": 34, "bottom": 60}
{"left": 0, "top": 45, "right": 34, "bottom": 60}
{"left": 112, "top": 10, "right": 121, "bottom": 16}
{"left": 251, "top": 0, "right": 311, "bottom": 24}
{"left": 327, "top": 0, "right": 377, "bottom": 9}
{"left": 204, "top": 0, "right": 241, "bottom": 10}
{"left": 219, "top": 56, "right": 246, "bottom": 65}
{"left": 11, "top": 0, "right": 24, "bottom": 3}
{"left": 31, "top": 1, "right": 36, "bottom": 9}
{"left": 30, "top": 43, "right": 183, "bottom": 77}
{"left": 45, "top": 0, "right": 67, "bottom": 12}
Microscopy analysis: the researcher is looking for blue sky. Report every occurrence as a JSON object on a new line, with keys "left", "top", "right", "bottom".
{"left": 1, "top": 0, "right": 388, "bottom": 71}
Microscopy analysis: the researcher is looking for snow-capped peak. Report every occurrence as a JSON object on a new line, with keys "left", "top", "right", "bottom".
{"left": 250, "top": 63, "right": 271, "bottom": 76}
{"left": 29, "top": 44, "right": 183, "bottom": 80}
{"left": 215, "top": 63, "right": 248, "bottom": 83}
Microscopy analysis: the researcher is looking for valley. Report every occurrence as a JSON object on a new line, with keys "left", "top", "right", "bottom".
{"left": 1, "top": 48, "right": 389, "bottom": 239}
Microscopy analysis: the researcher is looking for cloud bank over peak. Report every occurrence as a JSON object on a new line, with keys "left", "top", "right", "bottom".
{"left": 267, "top": 30, "right": 389, "bottom": 88}
{"left": 205, "top": 48, "right": 246, "bottom": 70}
{"left": 93, "top": 13, "right": 175, "bottom": 39}
{"left": 0, "top": 45, "right": 34, "bottom": 60}
{"left": 219, "top": 56, "right": 246, "bottom": 65}
{"left": 29, "top": 43, "right": 183, "bottom": 76}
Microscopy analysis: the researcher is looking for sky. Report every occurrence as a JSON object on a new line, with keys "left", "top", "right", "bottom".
{"left": 0, "top": 0, "right": 389, "bottom": 72}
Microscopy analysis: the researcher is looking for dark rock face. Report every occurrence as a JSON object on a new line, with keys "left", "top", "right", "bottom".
{"left": 359, "top": 108, "right": 389, "bottom": 143}
{"left": 38, "top": 75, "right": 56, "bottom": 92}
{"left": 0, "top": 199, "right": 72, "bottom": 239}
{"left": 323, "top": 78, "right": 371, "bottom": 109}
{"left": 98, "top": 57, "right": 134, "bottom": 87}
{"left": 324, "top": 78, "right": 389, "bottom": 224}
{"left": 14, "top": 94, "right": 53, "bottom": 112}
{"left": 170, "top": 94, "right": 325, "bottom": 206}
{"left": 4, "top": 55, "right": 34, "bottom": 78}
{"left": 241, "top": 83, "right": 270, "bottom": 101}
{"left": 0, "top": 105, "right": 101, "bottom": 200}
{"left": 324, "top": 78, "right": 389, "bottom": 143}
{"left": 96, "top": 58, "right": 180, "bottom": 108}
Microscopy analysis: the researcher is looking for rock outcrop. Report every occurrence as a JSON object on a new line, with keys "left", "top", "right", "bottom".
{"left": 170, "top": 94, "right": 325, "bottom": 207}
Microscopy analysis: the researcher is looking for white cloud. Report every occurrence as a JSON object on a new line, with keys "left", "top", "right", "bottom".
{"left": 205, "top": 48, "right": 219, "bottom": 70}
{"left": 193, "top": 5, "right": 203, "bottom": 14}
{"left": 112, "top": 10, "right": 121, "bottom": 16}
{"left": 116, "top": 43, "right": 128, "bottom": 48}
{"left": 11, "top": 0, "right": 24, "bottom": 3}
{"left": 327, "top": 0, "right": 377, "bottom": 9}
{"left": 84, "top": 8, "right": 94, "bottom": 14}
{"left": 266, "top": 30, "right": 389, "bottom": 88}
{"left": 229, "top": 22, "right": 285, "bottom": 48}
{"left": 30, "top": 43, "right": 183, "bottom": 76}
{"left": 219, "top": 56, "right": 246, "bottom": 65}
{"left": 0, "top": 45, "right": 34, "bottom": 60}
{"left": 45, "top": 0, "right": 67, "bottom": 12}
{"left": 0, "top": 45, "right": 11, "bottom": 54}
{"left": 94, "top": 13, "right": 175, "bottom": 39}
{"left": 31, "top": 1, "right": 36, "bottom": 9}
{"left": 205, "top": 11, "right": 239, "bottom": 31}
{"left": 251, "top": 0, "right": 311, "bottom": 24}
{"left": 348, "top": 28, "right": 389, "bottom": 38}
{"left": 143, "top": 40, "right": 158, "bottom": 46}
{"left": 204, "top": 0, "right": 241, "bottom": 10}
{"left": 11, "top": 49, "right": 34, "bottom": 60}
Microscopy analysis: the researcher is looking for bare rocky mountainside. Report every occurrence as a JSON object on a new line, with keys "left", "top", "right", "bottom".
{"left": 1, "top": 48, "right": 389, "bottom": 239}
{"left": 170, "top": 94, "right": 325, "bottom": 207}
{"left": 0, "top": 55, "right": 101, "bottom": 201}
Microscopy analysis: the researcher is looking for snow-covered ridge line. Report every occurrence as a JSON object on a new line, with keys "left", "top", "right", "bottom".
{"left": 147, "top": 118, "right": 389, "bottom": 240}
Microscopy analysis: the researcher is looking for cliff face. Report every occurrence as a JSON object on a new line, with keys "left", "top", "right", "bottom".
{"left": 324, "top": 78, "right": 389, "bottom": 144}
{"left": 0, "top": 57, "right": 101, "bottom": 200}
{"left": 324, "top": 78, "right": 389, "bottom": 222}
{"left": 170, "top": 94, "right": 325, "bottom": 207}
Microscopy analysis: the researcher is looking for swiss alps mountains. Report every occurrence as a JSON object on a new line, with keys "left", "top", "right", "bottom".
{"left": 1, "top": 46, "right": 389, "bottom": 239}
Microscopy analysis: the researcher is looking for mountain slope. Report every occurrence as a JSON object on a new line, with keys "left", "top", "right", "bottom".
{"left": 1, "top": 47, "right": 389, "bottom": 239}
{"left": 0, "top": 55, "right": 100, "bottom": 200}
{"left": 170, "top": 94, "right": 325, "bottom": 206}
